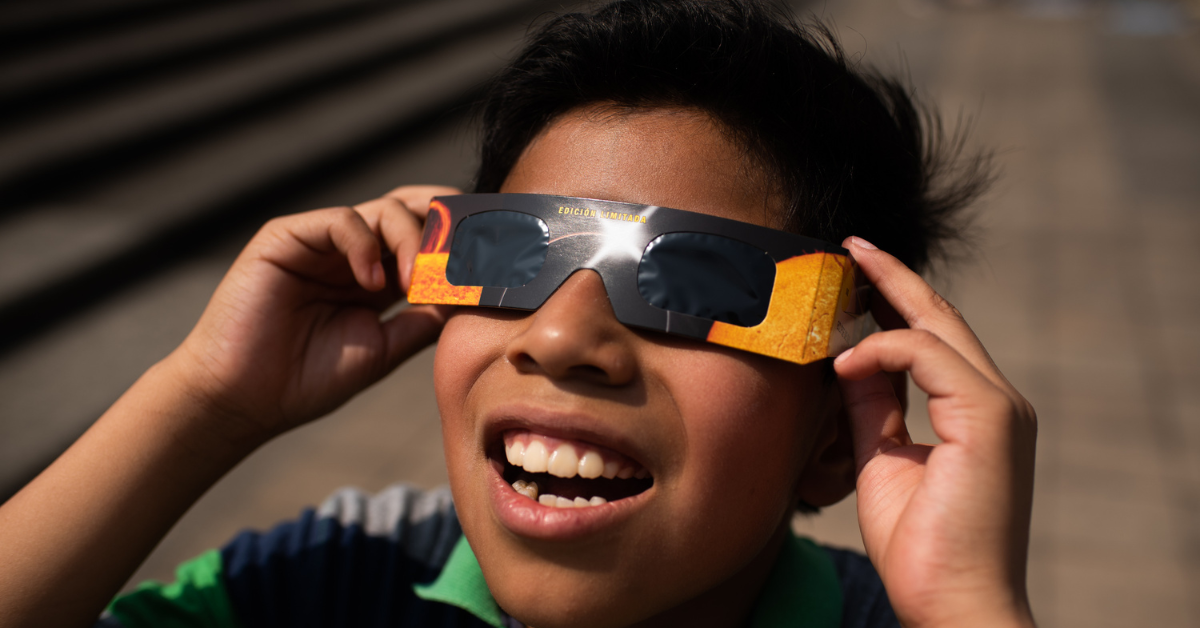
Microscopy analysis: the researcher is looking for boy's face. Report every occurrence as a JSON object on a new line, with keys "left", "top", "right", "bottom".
{"left": 434, "top": 107, "right": 844, "bottom": 627}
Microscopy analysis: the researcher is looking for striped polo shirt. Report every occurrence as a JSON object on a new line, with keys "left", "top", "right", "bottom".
{"left": 97, "top": 485, "right": 898, "bottom": 628}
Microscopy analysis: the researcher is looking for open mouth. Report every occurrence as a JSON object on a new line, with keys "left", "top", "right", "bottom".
{"left": 496, "top": 430, "right": 654, "bottom": 508}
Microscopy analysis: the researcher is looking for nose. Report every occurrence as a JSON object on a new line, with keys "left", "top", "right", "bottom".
{"left": 505, "top": 270, "right": 638, "bottom": 386}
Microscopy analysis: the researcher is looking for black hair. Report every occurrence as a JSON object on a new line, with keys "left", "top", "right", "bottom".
{"left": 473, "top": 0, "right": 992, "bottom": 273}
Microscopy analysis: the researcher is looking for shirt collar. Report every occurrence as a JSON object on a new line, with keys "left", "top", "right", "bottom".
{"left": 413, "top": 531, "right": 842, "bottom": 628}
{"left": 412, "top": 536, "right": 506, "bottom": 627}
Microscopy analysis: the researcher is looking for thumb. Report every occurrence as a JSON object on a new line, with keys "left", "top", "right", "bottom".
{"left": 380, "top": 304, "right": 453, "bottom": 372}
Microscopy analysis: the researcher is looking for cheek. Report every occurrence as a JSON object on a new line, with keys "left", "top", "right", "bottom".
{"left": 433, "top": 318, "right": 474, "bottom": 489}
{"left": 633, "top": 349, "right": 827, "bottom": 600}
{"left": 433, "top": 313, "right": 510, "bottom": 468}
{"left": 434, "top": 311, "right": 526, "bottom": 544}
{"left": 433, "top": 311, "right": 516, "bottom": 411}
{"left": 433, "top": 315, "right": 479, "bottom": 411}
{"left": 669, "top": 353, "right": 820, "bottom": 524}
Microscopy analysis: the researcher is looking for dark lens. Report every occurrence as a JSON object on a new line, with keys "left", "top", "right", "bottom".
{"left": 637, "top": 233, "right": 775, "bottom": 326}
{"left": 446, "top": 211, "right": 549, "bottom": 288}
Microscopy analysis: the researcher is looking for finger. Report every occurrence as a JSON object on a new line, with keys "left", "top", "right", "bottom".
{"left": 838, "top": 371, "right": 913, "bottom": 475}
{"left": 362, "top": 185, "right": 462, "bottom": 289}
{"left": 867, "top": 280, "right": 908, "bottom": 332}
{"left": 278, "top": 207, "right": 385, "bottom": 291}
{"left": 353, "top": 197, "right": 424, "bottom": 290}
{"left": 379, "top": 200, "right": 424, "bottom": 292}
{"left": 844, "top": 236, "right": 1015, "bottom": 397}
{"left": 383, "top": 185, "right": 462, "bottom": 220}
{"left": 836, "top": 328, "right": 1011, "bottom": 446}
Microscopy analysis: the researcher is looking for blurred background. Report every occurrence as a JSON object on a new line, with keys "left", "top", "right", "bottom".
{"left": 0, "top": 0, "right": 1197, "bottom": 625}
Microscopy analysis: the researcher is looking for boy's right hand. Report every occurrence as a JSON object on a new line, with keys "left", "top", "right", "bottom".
{"left": 169, "top": 185, "right": 458, "bottom": 447}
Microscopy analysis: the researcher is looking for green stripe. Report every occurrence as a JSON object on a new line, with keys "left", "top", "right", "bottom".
{"left": 412, "top": 536, "right": 505, "bottom": 628}
{"left": 107, "top": 549, "right": 239, "bottom": 628}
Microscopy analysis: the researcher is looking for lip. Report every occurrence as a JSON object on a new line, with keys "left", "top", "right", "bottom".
{"left": 487, "top": 457, "right": 653, "bottom": 540}
{"left": 482, "top": 403, "right": 656, "bottom": 541}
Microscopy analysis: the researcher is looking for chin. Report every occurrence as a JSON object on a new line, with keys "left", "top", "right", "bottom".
{"left": 487, "top": 570, "right": 660, "bottom": 628}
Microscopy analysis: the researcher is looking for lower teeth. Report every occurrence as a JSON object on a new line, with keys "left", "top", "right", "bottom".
{"left": 513, "top": 479, "right": 606, "bottom": 508}
{"left": 513, "top": 479, "right": 538, "bottom": 500}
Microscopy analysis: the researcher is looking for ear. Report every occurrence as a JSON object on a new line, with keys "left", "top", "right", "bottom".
{"left": 794, "top": 399, "right": 857, "bottom": 508}
{"left": 795, "top": 371, "right": 909, "bottom": 508}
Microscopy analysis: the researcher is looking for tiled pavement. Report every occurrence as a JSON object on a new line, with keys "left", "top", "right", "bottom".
{"left": 9, "top": 1, "right": 1199, "bottom": 626}
{"left": 798, "top": 2, "right": 1200, "bottom": 626}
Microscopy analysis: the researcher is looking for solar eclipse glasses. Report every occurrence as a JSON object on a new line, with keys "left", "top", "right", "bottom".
{"left": 407, "top": 194, "right": 872, "bottom": 365}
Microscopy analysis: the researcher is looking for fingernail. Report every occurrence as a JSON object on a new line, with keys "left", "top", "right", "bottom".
{"left": 834, "top": 347, "right": 855, "bottom": 364}
{"left": 402, "top": 259, "right": 413, "bottom": 289}
{"left": 851, "top": 236, "right": 877, "bottom": 250}
{"left": 371, "top": 262, "right": 385, "bottom": 287}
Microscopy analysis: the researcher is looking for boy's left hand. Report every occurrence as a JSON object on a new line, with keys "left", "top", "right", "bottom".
{"left": 834, "top": 237, "right": 1038, "bottom": 628}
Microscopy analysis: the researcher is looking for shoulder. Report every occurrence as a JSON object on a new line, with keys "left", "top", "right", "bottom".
{"left": 312, "top": 483, "right": 462, "bottom": 568}
{"left": 220, "top": 483, "right": 462, "bottom": 583}
{"left": 217, "top": 483, "right": 468, "bottom": 625}
{"left": 821, "top": 545, "right": 900, "bottom": 628}
{"left": 102, "top": 484, "right": 483, "bottom": 628}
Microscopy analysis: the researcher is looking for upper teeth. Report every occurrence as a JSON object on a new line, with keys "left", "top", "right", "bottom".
{"left": 505, "top": 434, "right": 647, "bottom": 480}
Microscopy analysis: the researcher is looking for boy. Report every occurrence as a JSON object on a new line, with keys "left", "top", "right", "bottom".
{"left": 0, "top": 1, "right": 1037, "bottom": 627}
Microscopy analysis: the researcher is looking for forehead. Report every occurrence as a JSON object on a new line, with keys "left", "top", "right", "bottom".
{"left": 499, "top": 106, "right": 779, "bottom": 228}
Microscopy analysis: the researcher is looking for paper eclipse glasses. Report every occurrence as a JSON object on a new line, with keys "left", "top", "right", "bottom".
{"left": 407, "top": 194, "right": 872, "bottom": 365}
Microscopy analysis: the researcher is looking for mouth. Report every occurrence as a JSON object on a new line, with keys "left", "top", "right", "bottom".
{"left": 494, "top": 430, "right": 655, "bottom": 509}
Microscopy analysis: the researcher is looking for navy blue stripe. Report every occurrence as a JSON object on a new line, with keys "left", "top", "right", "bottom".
{"left": 822, "top": 547, "right": 900, "bottom": 628}
{"left": 220, "top": 507, "right": 490, "bottom": 628}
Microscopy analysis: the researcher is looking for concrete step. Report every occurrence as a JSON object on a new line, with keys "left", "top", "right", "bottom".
{"left": 0, "top": 0, "right": 404, "bottom": 117}
{"left": 0, "top": 107, "right": 479, "bottom": 503}
{"left": 0, "top": 0, "right": 228, "bottom": 57}
{"left": 0, "top": 17, "right": 540, "bottom": 348}
{"left": 0, "top": 0, "right": 541, "bottom": 199}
